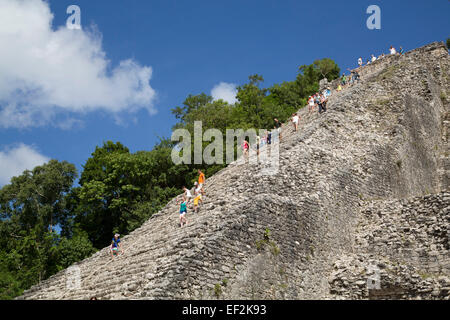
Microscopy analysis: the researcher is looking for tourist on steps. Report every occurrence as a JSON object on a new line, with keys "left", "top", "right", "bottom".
{"left": 292, "top": 113, "right": 299, "bottom": 132}
{"left": 198, "top": 169, "right": 205, "bottom": 189}
{"left": 314, "top": 93, "right": 320, "bottom": 109}
{"left": 348, "top": 69, "right": 360, "bottom": 85}
{"left": 274, "top": 118, "right": 282, "bottom": 142}
{"left": 340, "top": 74, "right": 347, "bottom": 87}
{"left": 320, "top": 94, "right": 328, "bottom": 114}
{"left": 110, "top": 234, "right": 123, "bottom": 259}
{"left": 318, "top": 94, "right": 324, "bottom": 114}
{"left": 256, "top": 135, "right": 261, "bottom": 157}
{"left": 193, "top": 182, "right": 204, "bottom": 214}
{"left": 183, "top": 186, "right": 192, "bottom": 205}
{"left": 179, "top": 196, "right": 188, "bottom": 227}
{"left": 308, "top": 95, "right": 315, "bottom": 112}
{"left": 389, "top": 46, "right": 397, "bottom": 55}
{"left": 242, "top": 139, "right": 250, "bottom": 158}
{"left": 353, "top": 70, "right": 360, "bottom": 83}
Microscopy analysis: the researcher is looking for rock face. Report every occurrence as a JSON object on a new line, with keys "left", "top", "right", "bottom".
{"left": 18, "top": 42, "right": 449, "bottom": 300}
{"left": 319, "top": 78, "right": 329, "bottom": 91}
{"left": 329, "top": 193, "right": 450, "bottom": 299}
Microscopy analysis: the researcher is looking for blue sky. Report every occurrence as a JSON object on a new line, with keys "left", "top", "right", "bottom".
{"left": 0, "top": 0, "right": 448, "bottom": 186}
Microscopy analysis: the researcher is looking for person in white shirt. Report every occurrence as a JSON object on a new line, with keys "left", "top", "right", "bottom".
{"left": 358, "top": 57, "right": 363, "bottom": 67}
{"left": 371, "top": 54, "right": 377, "bottom": 62}
{"left": 183, "top": 186, "right": 192, "bottom": 204}
{"left": 308, "top": 96, "right": 315, "bottom": 112}
{"left": 390, "top": 46, "right": 397, "bottom": 55}
{"left": 193, "top": 182, "right": 204, "bottom": 213}
{"left": 292, "top": 113, "right": 299, "bottom": 132}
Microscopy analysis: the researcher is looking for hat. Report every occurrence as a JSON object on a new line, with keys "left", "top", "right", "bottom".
{"left": 114, "top": 233, "right": 120, "bottom": 237}
{"left": 194, "top": 182, "right": 198, "bottom": 185}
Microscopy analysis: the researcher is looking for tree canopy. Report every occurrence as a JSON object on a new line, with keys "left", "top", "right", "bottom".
{"left": 0, "top": 160, "right": 95, "bottom": 298}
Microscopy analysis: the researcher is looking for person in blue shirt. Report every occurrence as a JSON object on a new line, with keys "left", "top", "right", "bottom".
{"left": 110, "top": 233, "right": 123, "bottom": 259}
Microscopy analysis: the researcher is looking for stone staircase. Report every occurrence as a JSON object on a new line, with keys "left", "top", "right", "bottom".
{"left": 18, "top": 42, "right": 449, "bottom": 300}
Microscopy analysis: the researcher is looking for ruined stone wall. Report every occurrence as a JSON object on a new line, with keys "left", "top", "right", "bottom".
{"left": 18, "top": 42, "right": 449, "bottom": 300}
{"left": 330, "top": 192, "right": 449, "bottom": 300}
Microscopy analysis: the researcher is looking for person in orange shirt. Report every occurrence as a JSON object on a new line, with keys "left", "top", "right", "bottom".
{"left": 198, "top": 169, "right": 205, "bottom": 188}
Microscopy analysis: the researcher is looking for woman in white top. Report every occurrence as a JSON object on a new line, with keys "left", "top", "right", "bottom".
{"left": 292, "top": 113, "right": 299, "bottom": 132}
{"left": 390, "top": 46, "right": 397, "bottom": 55}
{"left": 183, "top": 186, "right": 192, "bottom": 204}
{"left": 308, "top": 97, "right": 315, "bottom": 112}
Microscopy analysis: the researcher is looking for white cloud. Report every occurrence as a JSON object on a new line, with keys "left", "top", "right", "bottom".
{"left": 0, "top": 144, "right": 50, "bottom": 186}
{"left": 211, "top": 82, "right": 238, "bottom": 105}
{"left": 0, "top": 0, "right": 157, "bottom": 129}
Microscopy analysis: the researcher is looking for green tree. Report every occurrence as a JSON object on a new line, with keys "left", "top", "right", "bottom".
{"left": 76, "top": 141, "right": 132, "bottom": 248}
{"left": 295, "top": 58, "right": 340, "bottom": 99}
{"left": 0, "top": 257, "right": 22, "bottom": 300}
{"left": 172, "top": 93, "right": 214, "bottom": 127}
{"left": 0, "top": 160, "right": 77, "bottom": 232}
{"left": 313, "top": 58, "right": 341, "bottom": 81}
{"left": 76, "top": 140, "right": 191, "bottom": 248}
{"left": 235, "top": 74, "right": 268, "bottom": 129}
{"left": 55, "top": 228, "right": 96, "bottom": 270}
{"left": 0, "top": 160, "right": 79, "bottom": 298}
{"left": 267, "top": 81, "right": 303, "bottom": 119}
